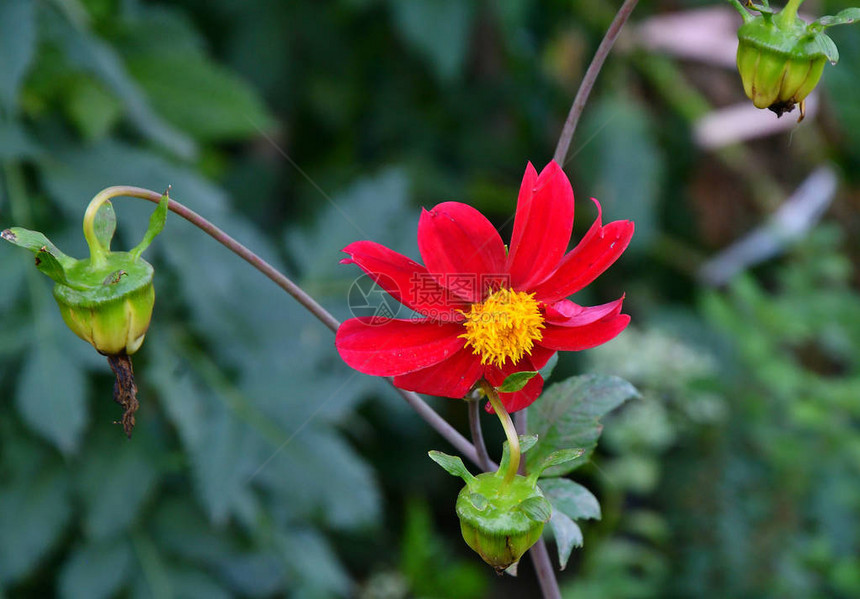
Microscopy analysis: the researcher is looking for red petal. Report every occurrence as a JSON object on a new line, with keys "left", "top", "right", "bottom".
{"left": 532, "top": 200, "right": 634, "bottom": 303}
{"left": 341, "top": 241, "right": 464, "bottom": 321}
{"left": 417, "top": 202, "right": 506, "bottom": 303}
{"left": 484, "top": 358, "right": 545, "bottom": 413}
{"left": 336, "top": 317, "right": 465, "bottom": 376}
{"left": 539, "top": 309, "right": 631, "bottom": 352}
{"left": 544, "top": 297, "right": 625, "bottom": 327}
{"left": 393, "top": 346, "right": 483, "bottom": 398}
{"left": 506, "top": 161, "right": 575, "bottom": 290}
{"left": 528, "top": 345, "right": 557, "bottom": 371}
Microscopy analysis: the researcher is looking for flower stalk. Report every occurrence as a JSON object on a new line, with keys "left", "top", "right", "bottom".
{"left": 482, "top": 380, "right": 520, "bottom": 489}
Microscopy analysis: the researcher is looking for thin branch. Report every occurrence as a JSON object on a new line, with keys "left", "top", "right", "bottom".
{"left": 553, "top": 0, "right": 640, "bottom": 165}
{"left": 468, "top": 399, "right": 493, "bottom": 472}
{"left": 119, "top": 187, "right": 485, "bottom": 467}
{"left": 530, "top": 539, "right": 563, "bottom": 599}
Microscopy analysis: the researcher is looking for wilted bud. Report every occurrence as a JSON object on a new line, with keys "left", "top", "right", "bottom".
{"left": 730, "top": 3, "right": 860, "bottom": 120}
{"left": 2, "top": 188, "right": 169, "bottom": 436}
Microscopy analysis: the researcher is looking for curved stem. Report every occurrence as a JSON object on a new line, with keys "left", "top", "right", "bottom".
{"left": 777, "top": 0, "right": 804, "bottom": 27}
{"left": 482, "top": 381, "right": 519, "bottom": 488}
{"left": 114, "top": 187, "right": 483, "bottom": 467}
{"left": 468, "top": 399, "right": 493, "bottom": 472}
{"left": 553, "top": 0, "right": 640, "bottom": 165}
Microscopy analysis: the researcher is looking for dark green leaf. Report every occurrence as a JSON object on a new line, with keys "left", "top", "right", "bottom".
{"left": 539, "top": 353, "right": 559, "bottom": 381}
{"left": 540, "top": 478, "right": 602, "bottom": 521}
{"left": 0, "top": 466, "right": 72, "bottom": 584}
{"left": 16, "top": 339, "right": 88, "bottom": 454}
{"left": 276, "top": 529, "right": 352, "bottom": 597}
{"left": 126, "top": 52, "right": 274, "bottom": 142}
{"left": 527, "top": 374, "right": 639, "bottom": 477}
{"left": 0, "top": 0, "right": 36, "bottom": 112}
{"left": 548, "top": 511, "right": 582, "bottom": 569}
{"left": 388, "top": 0, "right": 475, "bottom": 81}
{"left": 59, "top": 539, "right": 132, "bottom": 599}
{"left": 497, "top": 370, "right": 539, "bottom": 393}
{"left": 519, "top": 495, "right": 552, "bottom": 523}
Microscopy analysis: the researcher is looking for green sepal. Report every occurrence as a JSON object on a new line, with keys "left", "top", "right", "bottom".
{"left": 467, "top": 492, "right": 489, "bottom": 511}
{"left": 93, "top": 200, "right": 117, "bottom": 254}
{"left": 812, "top": 32, "right": 839, "bottom": 64}
{"left": 428, "top": 450, "right": 476, "bottom": 485}
{"left": 1, "top": 227, "right": 79, "bottom": 285}
{"left": 816, "top": 8, "right": 860, "bottom": 28}
{"left": 497, "top": 434, "right": 537, "bottom": 477}
{"left": 130, "top": 191, "right": 169, "bottom": 261}
{"left": 518, "top": 496, "right": 552, "bottom": 523}
{"left": 497, "top": 370, "right": 538, "bottom": 393}
{"left": 527, "top": 448, "right": 586, "bottom": 485}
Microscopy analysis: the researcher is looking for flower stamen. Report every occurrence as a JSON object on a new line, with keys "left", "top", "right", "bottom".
{"left": 460, "top": 288, "right": 544, "bottom": 368}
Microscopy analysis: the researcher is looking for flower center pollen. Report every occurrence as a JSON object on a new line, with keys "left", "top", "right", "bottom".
{"left": 460, "top": 288, "right": 545, "bottom": 369}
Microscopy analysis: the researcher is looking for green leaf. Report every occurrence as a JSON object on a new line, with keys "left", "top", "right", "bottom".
{"left": 276, "top": 528, "right": 352, "bottom": 598}
{"left": 540, "top": 478, "right": 602, "bottom": 521}
{"left": 817, "top": 8, "right": 860, "bottom": 27}
{"left": 64, "top": 76, "right": 124, "bottom": 141}
{"left": 0, "top": 465, "right": 72, "bottom": 584}
{"left": 527, "top": 374, "right": 640, "bottom": 477}
{"left": 2, "top": 227, "right": 78, "bottom": 284}
{"left": 126, "top": 52, "right": 274, "bottom": 142}
{"left": 130, "top": 191, "right": 168, "bottom": 260}
{"left": 529, "top": 449, "right": 586, "bottom": 482}
{"left": 539, "top": 353, "right": 559, "bottom": 381}
{"left": 0, "top": 0, "right": 36, "bottom": 113}
{"left": 548, "top": 511, "right": 582, "bottom": 569}
{"left": 75, "top": 431, "right": 161, "bottom": 540}
{"left": 519, "top": 495, "right": 552, "bottom": 523}
{"left": 497, "top": 370, "right": 539, "bottom": 392}
{"left": 814, "top": 32, "right": 840, "bottom": 64}
{"left": 93, "top": 200, "right": 116, "bottom": 253}
{"left": 16, "top": 339, "right": 88, "bottom": 454}
{"left": 429, "top": 450, "right": 475, "bottom": 483}
{"left": 58, "top": 539, "right": 132, "bottom": 599}
{"left": 388, "top": 0, "right": 476, "bottom": 82}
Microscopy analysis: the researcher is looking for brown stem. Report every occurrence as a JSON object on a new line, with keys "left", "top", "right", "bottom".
{"left": 552, "top": 0, "right": 640, "bottom": 165}
{"left": 468, "top": 398, "right": 493, "bottom": 472}
{"left": 107, "top": 353, "right": 139, "bottom": 438}
{"left": 110, "top": 187, "right": 483, "bottom": 466}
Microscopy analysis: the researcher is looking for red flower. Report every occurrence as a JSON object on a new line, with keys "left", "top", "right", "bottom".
{"left": 335, "top": 161, "right": 634, "bottom": 413}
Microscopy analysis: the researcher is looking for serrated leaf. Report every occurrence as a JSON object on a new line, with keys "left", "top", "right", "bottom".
{"left": 527, "top": 374, "right": 639, "bottom": 477}
{"left": 429, "top": 450, "right": 474, "bottom": 483}
{"left": 817, "top": 8, "right": 860, "bottom": 27}
{"left": 497, "top": 370, "right": 538, "bottom": 393}
{"left": 519, "top": 496, "right": 552, "bottom": 523}
{"left": 58, "top": 539, "right": 132, "bottom": 599}
{"left": 540, "top": 478, "right": 602, "bottom": 521}
{"left": 130, "top": 191, "right": 168, "bottom": 260}
{"left": 93, "top": 200, "right": 116, "bottom": 252}
{"left": 814, "top": 33, "right": 840, "bottom": 64}
{"left": 276, "top": 528, "right": 352, "bottom": 597}
{"left": 0, "top": 0, "right": 36, "bottom": 113}
{"left": 16, "top": 339, "right": 88, "bottom": 454}
{"left": 548, "top": 511, "right": 582, "bottom": 569}
{"left": 0, "top": 466, "right": 72, "bottom": 584}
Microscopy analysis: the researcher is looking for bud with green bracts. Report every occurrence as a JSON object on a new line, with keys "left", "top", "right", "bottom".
{"left": 2, "top": 188, "right": 168, "bottom": 356}
{"left": 729, "top": 1, "right": 860, "bottom": 119}
{"left": 429, "top": 436, "right": 581, "bottom": 572}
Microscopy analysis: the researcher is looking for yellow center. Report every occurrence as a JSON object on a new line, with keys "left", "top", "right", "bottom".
{"left": 459, "top": 288, "right": 545, "bottom": 368}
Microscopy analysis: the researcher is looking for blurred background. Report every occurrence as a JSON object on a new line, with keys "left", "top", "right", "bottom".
{"left": 1, "top": 0, "right": 859, "bottom": 597}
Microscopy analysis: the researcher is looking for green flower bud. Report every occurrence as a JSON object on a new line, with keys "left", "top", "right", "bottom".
{"left": 728, "top": 2, "right": 860, "bottom": 120}
{"left": 456, "top": 473, "right": 549, "bottom": 572}
{"left": 2, "top": 187, "right": 169, "bottom": 437}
